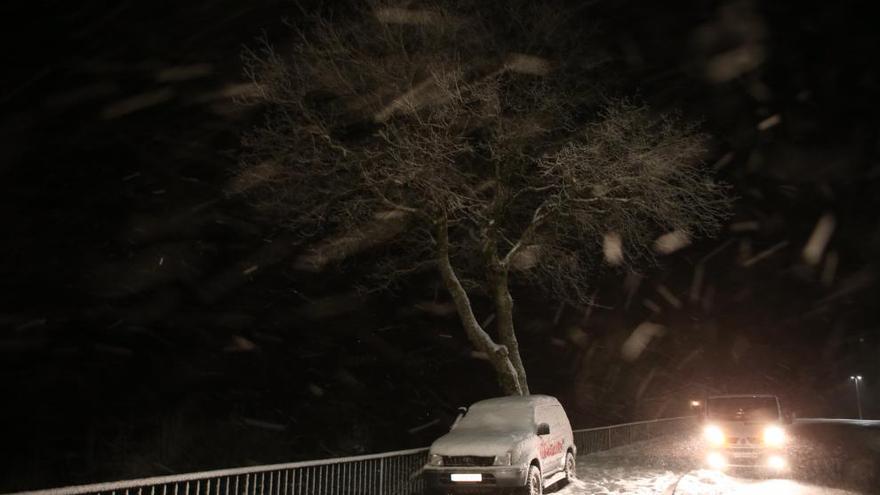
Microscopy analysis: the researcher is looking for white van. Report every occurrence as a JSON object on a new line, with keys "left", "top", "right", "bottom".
{"left": 701, "top": 394, "right": 790, "bottom": 471}
{"left": 423, "top": 395, "right": 576, "bottom": 495}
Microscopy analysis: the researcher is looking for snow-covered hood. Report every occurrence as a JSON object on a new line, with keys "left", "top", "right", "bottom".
{"left": 429, "top": 428, "right": 533, "bottom": 456}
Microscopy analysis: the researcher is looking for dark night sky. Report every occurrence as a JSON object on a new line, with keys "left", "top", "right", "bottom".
{"left": 1, "top": 0, "right": 878, "bottom": 491}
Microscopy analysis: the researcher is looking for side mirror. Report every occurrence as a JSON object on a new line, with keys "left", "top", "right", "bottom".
{"left": 450, "top": 406, "right": 468, "bottom": 430}
{"left": 537, "top": 423, "right": 551, "bottom": 436}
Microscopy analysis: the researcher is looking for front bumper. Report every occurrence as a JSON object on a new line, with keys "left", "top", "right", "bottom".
{"left": 707, "top": 448, "right": 788, "bottom": 469}
{"left": 423, "top": 466, "right": 528, "bottom": 491}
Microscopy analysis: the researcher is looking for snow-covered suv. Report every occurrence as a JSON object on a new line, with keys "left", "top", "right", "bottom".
{"left": 423, "top": 395, "right": 576, "bottom": 495}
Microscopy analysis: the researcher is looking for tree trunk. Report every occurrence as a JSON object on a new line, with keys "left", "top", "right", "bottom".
{"left": 491, "top": 266, "right": 530, "bottom": 395}
{"left": 436, "top": 218, "right": 523, "bottom": 395}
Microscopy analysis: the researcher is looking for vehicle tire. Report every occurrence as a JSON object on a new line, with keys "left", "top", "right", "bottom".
{"left": 564, "top": 451, "right": 576, "bottom": 484}
{"left": 518, "top": 465, "right": 542, "bottom": 495}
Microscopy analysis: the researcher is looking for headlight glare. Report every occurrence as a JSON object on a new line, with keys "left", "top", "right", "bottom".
{"left": 428, "top": 454, "right": 443, "bottom": 466}
{"left": 703, "top": 424, "right": 725, "bottom": 446}
{"left": 493, "top": 453, "right": 511, "bottom": 466}
{"left": 767, "top": 455, "right": 787, "bottom": 470}
{"left": 707, "top": 452, "right": 726, "bottom": 469}
{"left": 763, "top": 425, "right": 786, "bottom": 446}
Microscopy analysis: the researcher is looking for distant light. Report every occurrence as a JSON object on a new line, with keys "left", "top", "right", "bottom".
{"left": 850, "top": 376, "right": 855, "bottom": 380}
{"left": 767, "top": 455, "right": 787, "bottom": 470}
{"left": 707, "top": 452, "right": 726, "bottom": 470}
{"left": 690, "top": 400, "right": 701, "bottom": 407}
{"left": 857, "top": 375, "right": 862, "bottom": 380}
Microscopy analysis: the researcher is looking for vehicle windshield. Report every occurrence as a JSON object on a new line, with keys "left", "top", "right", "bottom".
{"left": 455, "top": 405, "right": 536, "bottom": 432}
{"left": 707, "top": 397, "right": 779, "bottom": 422}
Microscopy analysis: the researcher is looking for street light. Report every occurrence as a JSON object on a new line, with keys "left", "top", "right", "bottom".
{"left": 849, "top": 375, "right": 863, "bottom": 420}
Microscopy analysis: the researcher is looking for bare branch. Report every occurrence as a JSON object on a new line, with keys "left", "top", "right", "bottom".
{"left": 501, "top": 201, "right": 554, "bottom": 266}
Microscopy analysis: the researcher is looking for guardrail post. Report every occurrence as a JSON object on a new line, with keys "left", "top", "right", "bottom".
{"left": 378, "top": 457, "right": 384, "bottom": 495}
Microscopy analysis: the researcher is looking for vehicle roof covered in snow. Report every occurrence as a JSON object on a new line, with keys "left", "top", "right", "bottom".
{"left": 469, "top": 394, "right": 559, "bottom": 409}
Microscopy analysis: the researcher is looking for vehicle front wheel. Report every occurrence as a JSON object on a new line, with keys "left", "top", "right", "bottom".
{"left": 518, "top": 465, "right": 542, "bottom": 495}
{"left": 564, "top": 451, "right": 576, "bottom": 484}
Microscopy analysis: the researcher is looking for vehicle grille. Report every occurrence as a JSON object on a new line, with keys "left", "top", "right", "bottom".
{"left": 727, "top": 437, "right": 762, "bottom": 445}
{"left": 442, "top": 455, "right": 495, "bottom": 467}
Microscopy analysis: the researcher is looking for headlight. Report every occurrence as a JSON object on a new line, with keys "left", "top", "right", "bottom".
{"left": 763, "top": 425, "right": 786, "bottom": 447}
{"left": 707, "top": 452, "right": 727, "bottom": 469}
{"left": 493, "top": 453, "right": 511, "bottom": 466}
{"left": 703, "top": 424, "right": 725, "bottom": 446}
{"left": 428, "top": 454, "right": 443, "bottom": 466}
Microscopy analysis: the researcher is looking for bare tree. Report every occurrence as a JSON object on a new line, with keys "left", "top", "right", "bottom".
{"left": 236, "top": 1, "right": 731, "bottom": 395}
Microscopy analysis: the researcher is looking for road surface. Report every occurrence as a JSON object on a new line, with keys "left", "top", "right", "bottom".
{"left": 548, "top": 420, "right": 879, "bottom": 494}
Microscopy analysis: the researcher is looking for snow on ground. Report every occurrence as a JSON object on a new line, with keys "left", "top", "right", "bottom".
{"left": 673, "top": 469, "right": 862, "bottom": 495}
{"left": 550, "top": 435, "right": 700, "bottom": 495}
{"left": 546, "top": 429, "right": 869, "bottom": 495}
{"left": 553, "top": 466, "right": 678, "bottom": 495}
{"left": 794, "top": 418, "right": 880, "bottom": 428}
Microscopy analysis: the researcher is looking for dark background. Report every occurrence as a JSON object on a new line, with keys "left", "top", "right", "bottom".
{"left": 1, "top": 0, "right": 877, "bottom": 491}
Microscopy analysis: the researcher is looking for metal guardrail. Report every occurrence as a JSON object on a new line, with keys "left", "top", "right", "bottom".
{"left": 9, "top": 417, "right": 696, "bottom": 495}
{"left": 573, "top": 416, "right": 697, "bottom": 455}
{"left": 8, "top": 448, "right": 429, "bottom": 495}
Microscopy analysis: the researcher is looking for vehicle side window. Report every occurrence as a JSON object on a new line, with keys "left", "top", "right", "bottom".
{"left": 546, "top": 406, "right": 558, "bottom": 431}
{"left": 539, "top": 405, "right": 557, "bottom": 432}
{"left": 555, "top": 406, "right": 566, "bottom": 432}
{"left": 555, "top": 405, "right": 571, "bottom": 432}
{"left": 535, "top": 404, "right": 570, "bottom": 434}
{"left": 534, "top": 406, "right": 546, "bottom": 430}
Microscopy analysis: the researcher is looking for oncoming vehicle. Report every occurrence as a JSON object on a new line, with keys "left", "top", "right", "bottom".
{"left": 701, "top": 394, "right": 790, "bottom": 471}
{"left": 423, "top": 395, "right": 576, "bottom": 495}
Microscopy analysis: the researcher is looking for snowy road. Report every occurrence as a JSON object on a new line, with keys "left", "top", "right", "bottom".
{"left": 546, "top": 421, "right": 878, "bottom": 494}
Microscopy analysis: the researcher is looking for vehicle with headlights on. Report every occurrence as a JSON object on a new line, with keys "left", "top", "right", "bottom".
{"left": 701, "top": 394, "right": 790, "bottom": 471}
{"left": 423, "top": 395, "right": 576, "bottom": 495}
